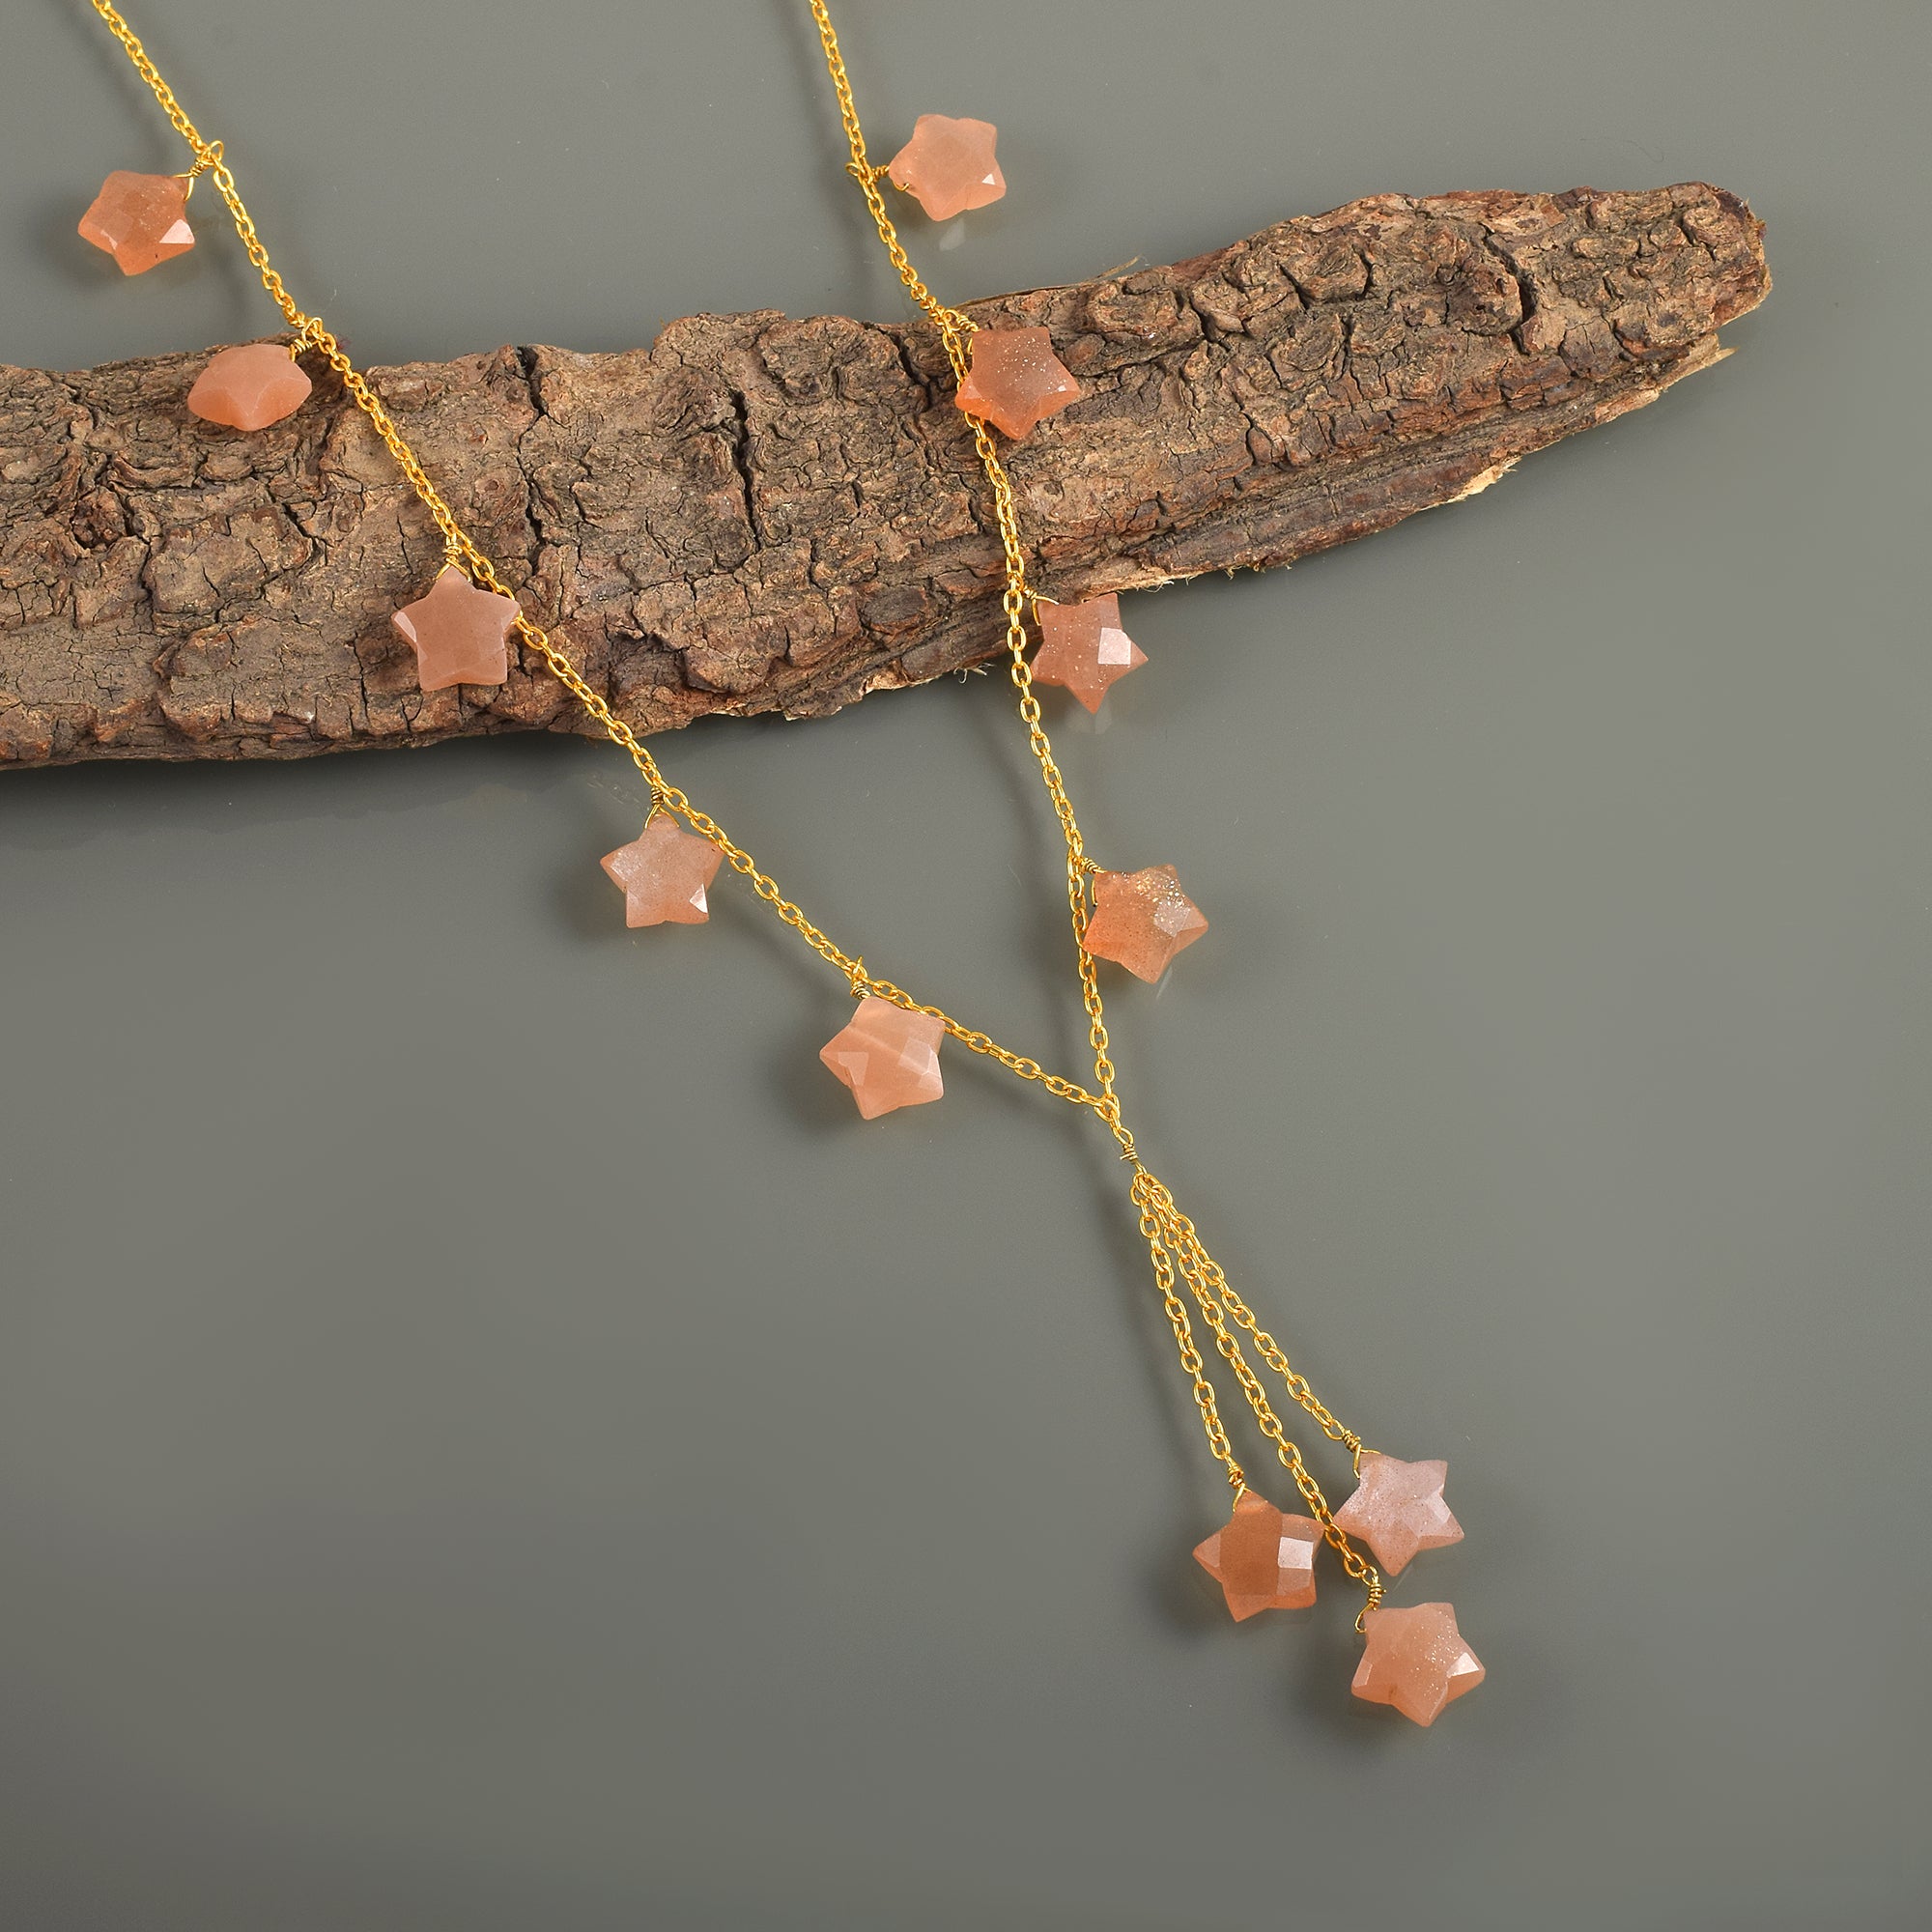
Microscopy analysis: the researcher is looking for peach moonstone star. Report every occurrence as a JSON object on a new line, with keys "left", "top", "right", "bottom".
{"left": 886, "top": 114, "right": 1006, "bottom": 221}
{"left": 954, "top": 328, "right": 1082, "bottom": 440}
{"left": 601, "top": 815, "right": 724, "bottom": 927}
{"left": 1193, "top": 1492, "right": 1321, "bottom": 1619}
{"left": 78, "top": 170, "right": 194, "bottom": 275}
{"left": 1033, "top": 594, "right": 1147, "bottom": 712}
{"left": 1331, "top": 1451, "right": 1464, "bottom": 1577}
{"left": 1081, "top": 865, "right": 1208, "bottom": 982}
{"left": 1351, "top": 1603, "right": 1485, "bottom": 1726}
{"left": 820, "top": 997, "right": 946, "bottom": 1120}
{"left": 185, "top": 342, "right": 314, "bottom": 433}
{"left": 389, "top": 565, "right": 519, "bottom": 691}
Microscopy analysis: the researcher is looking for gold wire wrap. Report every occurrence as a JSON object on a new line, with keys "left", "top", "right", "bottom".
{"left": 90, "top": 0, "right": 1382, "bottom": 1616}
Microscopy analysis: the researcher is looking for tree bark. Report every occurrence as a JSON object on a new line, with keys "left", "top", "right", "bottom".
{"left": 0, "top": 184, "right": 1766, "bottom": 770}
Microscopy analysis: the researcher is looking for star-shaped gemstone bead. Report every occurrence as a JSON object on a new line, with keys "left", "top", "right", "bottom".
{"left": 600, "top": 815, "right": 724, "bottom": 927}
{"left": 1080, "top": 864, "right": 1208, "bottom": 982}
{"left": 886, "top": 114, "right": 1007, "bottom": 221}
{"left": 1330, "top": 1451, "right": 1464, "bottom": 1577}
{"left": 1033, "top": 594, "right": 1147, "bottom": 712}
{"left": 78, "top": 170, "right": 195, "bottom": 275}
{"left": 1351, "top": 1602, "right": 1485, "bottom": 1726}
{"left": 1192, "top": 1491, "right": 1321, "bottom": 1620}
{"left": 389, "top": 565, "right": 519, "bottom": 691}
{"left": 820, "top": 997, "right": 946, "bottom": 1120}
{"left": 954, "top": 327, "right": 1082, "bottom": 440}
{"left": 185, "top": 342, "right": 314, "bottom": 433}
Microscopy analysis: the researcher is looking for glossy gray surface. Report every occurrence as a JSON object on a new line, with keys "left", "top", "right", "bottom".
{"left": 4, "top": 3, "right": 1927, "bottom": 1927}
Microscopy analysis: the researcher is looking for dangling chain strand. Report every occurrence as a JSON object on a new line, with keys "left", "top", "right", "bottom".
{"left": 806, "top": 2, "right": 1381, "bottom": 1608}
{"left": 90, "top": 0, "right": 1380, "bottom": 1617}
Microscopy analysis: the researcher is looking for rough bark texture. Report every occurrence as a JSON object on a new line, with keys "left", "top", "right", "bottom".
{"left": 0, "top": 184, "right": 1767, "bottom": 770}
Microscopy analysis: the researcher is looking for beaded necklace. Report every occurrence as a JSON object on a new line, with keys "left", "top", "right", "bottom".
{"left": 78, "top": 0, "right": 1482, "bottom": 1727}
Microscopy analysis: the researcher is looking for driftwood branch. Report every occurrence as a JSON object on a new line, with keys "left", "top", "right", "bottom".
{"left": 0, "top": 184, "right": 1766, "bottom": 769}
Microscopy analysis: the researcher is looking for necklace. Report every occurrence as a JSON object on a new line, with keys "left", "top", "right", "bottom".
{"left": 78, "top": 0, "right": 1482, "bottom": 1728}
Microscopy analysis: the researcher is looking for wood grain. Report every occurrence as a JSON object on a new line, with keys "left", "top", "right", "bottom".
{"left": 0, "top": 184, "right": 1767, "bottom": 769}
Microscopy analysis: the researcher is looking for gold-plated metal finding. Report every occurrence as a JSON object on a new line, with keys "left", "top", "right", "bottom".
{"left": 173, "top": 136, "right": 221, "bottom": 199}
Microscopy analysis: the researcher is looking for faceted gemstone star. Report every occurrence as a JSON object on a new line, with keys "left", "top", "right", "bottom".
{"left": 1192, "top": 1491, "right": 1321, "bottom": 1619}
{"left": 77, "top": 170, "right": 195, "bottom": 275}
{"left": 1351, "top": 1602, "right": 1485, "bottom": 1727}
{"left": 1331, "top": 1451, "right": 1464, "bottom": 1577}
{"left": 389, "top": 564, "right": 519, "bottom": 691}
{"left": 820, "top": 997, "right": 946, "bottom": 1120}
{"left": 954, "top": 327, "right": 1082, "bottom": 440}
{"left": 1081, "top": 865, "right": 1208, "bottom": 983}
{"left": 185, "top": 342, "right": 314, "bottom": 433}
{"left": 885, "top": 114, "right": 1007, "bottom": 221}
{"left": 600, "top": 815, "right": 724, "bottom": 927}
{"left": 1033, "top": 594, "right": 1147, "bottom": 712}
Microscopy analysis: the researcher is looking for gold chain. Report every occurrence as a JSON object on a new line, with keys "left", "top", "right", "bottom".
{"left": 91, "top": 0, "right": 1381, "bottom": 1615}
{"left": 805, "top": 6, "right": 1381, "bottom": 1609}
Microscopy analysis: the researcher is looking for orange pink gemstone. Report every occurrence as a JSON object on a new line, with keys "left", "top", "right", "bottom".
{"left": 1033, "top": 594, "right": 1147, "bottom": 712}
{"left": 1331, "top": 1452, "right": 1464, "bottom": 1577}
{"left": 77, "top": 170, "right": 194, "bottom": 275}
{"left": 1081, "top": 865, "right": 1208, "bottom": 982}
{"left": 185, "top": 342, "right": 314, "bottom": 433}
{"left": 954, "top": 327, "right": 1081, "bottom": 440}
{"left": 1192, "top": 1492, "right": 1321, "bottom": 1619}
{"left": 820, "top": 997, "right": 946, "bottom": 1120}
{"left": 601, "top": 815, "right": 724, "bottom": 927}
{"left": 389, "top": 564, "right": 519, "bottom": 691}
{"left": 885, "top": 114, "right": 1006, "bottom": 221}
{"left": 1350, "top": 1603, "right": 1485, "bottom": 1726}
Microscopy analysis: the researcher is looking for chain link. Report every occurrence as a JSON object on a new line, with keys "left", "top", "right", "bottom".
{"left": 91, "top": 0, "right": 1384, "bottom": 1611}
{"left": 808, "top": 2, "right": 1384, "bottom": 1607}
{"left": 85, "top": 0, "right": 1111, "bottom": 1119}
{"left": 1135, "top": 1173, "right": 1382, "bottom": 1610}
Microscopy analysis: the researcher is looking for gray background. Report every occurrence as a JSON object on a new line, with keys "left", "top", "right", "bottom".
{"left": 3, "top": 2, "right": 1927, "bottom": 1926}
